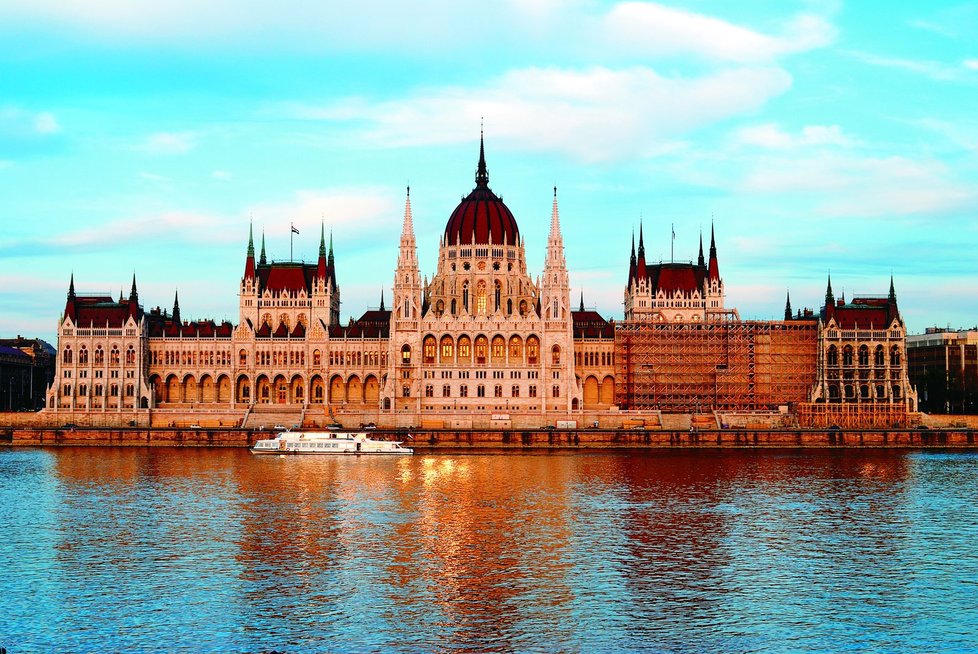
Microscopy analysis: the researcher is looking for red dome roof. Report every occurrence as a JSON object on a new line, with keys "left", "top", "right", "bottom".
{"left": 443, "top": 137, "right": 520, "bottom": 246}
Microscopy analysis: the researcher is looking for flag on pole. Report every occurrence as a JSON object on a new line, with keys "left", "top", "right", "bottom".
{"left": 291, "top": 224, "right": 300, "bottom": 234}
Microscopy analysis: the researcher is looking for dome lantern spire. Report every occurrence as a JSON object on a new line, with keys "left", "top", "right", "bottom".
{"left": 476, "top": 124, "right": 489, "bottom": 188}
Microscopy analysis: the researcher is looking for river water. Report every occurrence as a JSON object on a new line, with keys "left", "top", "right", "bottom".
{"left": 1, "top": 447, "right": 977, "bottom": 653}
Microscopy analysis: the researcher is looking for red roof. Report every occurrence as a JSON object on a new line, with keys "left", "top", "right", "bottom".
{"left": 825, "top": 296, "right": 899, "bottom": 329}
{"left": 633, "top": 263, "right": 707, "bottom": 294}
{"left": 572, "top": 310, "right": 614, "bottom": 338}
{"left": 259, "top": 264, "right": 316, "bottom": 294}
{"left": 68, "top": 296, "right": 133, "bottom": 327}
{"left": 444, "top": 186, "right": 520, "bottom": 246}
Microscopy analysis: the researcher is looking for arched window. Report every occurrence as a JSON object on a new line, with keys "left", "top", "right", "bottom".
{"left": 63, "top": 346, "right": 72, "bottom": 364}
{"left": 451, "top": 299, "right": 457, "bottom": 315}
{"left": 402, "top": 385, "right": 411, "bottom": 397}
{"left": 874, "top": 345, "right": 885, "bottom": 366}
{"left": 476, "top": 281, "right": 487, "bottom": 314}
{"left": 462, "top": 283, "right": 469, "bottom": 313}
{"left": 475, "top": 336, "right": 488, "bottom": 365}
{"left": 239, "top": 349, "right": 248, "bottom": 366}
{"left": 491, "top": 336, "right": 506, "bottom": 363}
{"left": 527, "top": 336, "right": 540, "bottom": 365}
{"left": 553, "top": 298, "right": 559, "bottom": 318}
{"left": 507, "top": 299, "right": 513, "bottom": 315}
{"left": 126, "top": 346, "right": 135, "bottom": 366}
{"left": 94, "top": 346, "right": 104, "bottom": 365}
{"left": 827, "top": 345, "right": 838, "bottom": 366}
{"left": 404, "top": 298, "right": 410, "bottom": 319}
{"left": 858, "top": 345, "right": 869, "bottom": 366}
{"left": 423, "top": 336, "right": 436, "bottom": 364}
{"left": 552, "top": 345, "right": 561, "bottom": 365}
{"left": 313, "top": 349, "right": 321, "bottom": 367}
{"left": 457, "top": 336, "right": 471, "bottom": 362}
{"left": 843, "top": 345, "right": 853, "bottom": 366}
{"left": 509, "top": 336, "right": 523, "bottom": 362}
{"left": 890, "top": 346, "right": 900, "bottom": 367}
{"left": 552, "top": 385, "right": 560, "bottom": 398}
{"left": 494, "top": 281, "right": 502, "bottom": 312}
{"left": 110, "top": 346, "right": 120, "bottom": 365}
{"left": 401, "top": 344, "right": 412, "bottom": 364}
{"left": 440, "top": 335, "right": 454, "bottom": 363}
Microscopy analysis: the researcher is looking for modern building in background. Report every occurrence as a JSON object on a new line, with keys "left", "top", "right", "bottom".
{"left": 0, "top": 336, "right": 55, "bottom": 411}
{"left": 908, "top": 329, "right": 978, "bottom": 414}
{"left": 41, "top": 138, "right": 919, "bottom": 428}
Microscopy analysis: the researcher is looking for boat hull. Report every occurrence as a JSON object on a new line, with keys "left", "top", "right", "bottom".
{"left": 250, "top": 430, "right": 413, "bottom": 455}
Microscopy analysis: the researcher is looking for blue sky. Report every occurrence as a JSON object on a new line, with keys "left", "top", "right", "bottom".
{"left": 2, "top": 0, "right": 977, "bottom": 342}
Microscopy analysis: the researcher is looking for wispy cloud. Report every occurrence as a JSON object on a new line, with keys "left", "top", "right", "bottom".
{"left": 136, "top": 131, "right": 195, "bottom": 155}
{"left": 604, "top": 3, "right": 835, "bottom": 62}
{"left": 734, "top": 123, "right": 854, "bottom": 149}
{"left": 848, "top": 50, "right": 978, "bottom": 81}
{"left": 295, "top": 65, "right": 792, "bottom": 162}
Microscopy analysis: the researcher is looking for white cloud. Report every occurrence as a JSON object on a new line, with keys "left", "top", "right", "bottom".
{"left": 137, "top": 132, "right": 195, "bottom": 155}
{"left": 735, "top": 123, "right": 853, "bottom": 149}
{"left": 848, "top": 50, "right": 968, "bottom": 81}
{"left": 34, "top": 111, "right": 60, "bottom": 134}
{"left": 964, "top": 59, "right": 978, "bottom": 70}
{"left": 738, "top": 154, "right": 974, "bottom": 217}
{"left": 212, "top": 169, "right": 232, "bottom": 180}
{"left": 604, "top": 4, "right": 834, "bottom": 62}
{"left": 299, "top": 65, "right": 792, "bottom": 162}
{"left": 250, "top": 188, "right": 397, "bottom": 243}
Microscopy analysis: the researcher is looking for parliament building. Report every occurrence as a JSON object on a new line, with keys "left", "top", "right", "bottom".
{"left": 44, "top": 138, "right": 918, "bottom": 429}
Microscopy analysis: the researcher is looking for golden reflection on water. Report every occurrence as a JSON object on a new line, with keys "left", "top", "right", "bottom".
{"left": 39, "top": 446, "right": 966, "bottom": 651}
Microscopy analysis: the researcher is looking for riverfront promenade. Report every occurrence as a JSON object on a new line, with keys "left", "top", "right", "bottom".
{"left": 3, "top": 425, "right": 977, "bottom": 448}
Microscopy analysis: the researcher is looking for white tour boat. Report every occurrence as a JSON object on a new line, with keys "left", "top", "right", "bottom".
{"left": 251, "top": 430, "right": 413, "bottom": 455}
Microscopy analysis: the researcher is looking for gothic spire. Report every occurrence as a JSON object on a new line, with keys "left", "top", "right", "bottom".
{"left": 259, "top": 232, "right": 267, "bottom": 266}
{"left": 888, "top": 274, "right": 897, "bottom": 303}
{"left": 825, "top": 274, "right": 834, "bottom": 305}
{"left": 172, "top": 289, "right": 181, "bottom": 324}
{"left": 698, "top": 230, "right": 705, "bottom": 267}
{"left": 68, "top": 272, "right": 75, "bottom": 300}
{"left": 319, "top": 222, "right": 327, "bottom": 258}
{"left": 579, "top": 291, "right": 585, "bottom": 312}
{"left": 628, "top": 230, "right": 637, "bottom": 285}
{"left": 247, "top": 221, "right": 255, "bottom": 258}
{"left": 637, "top": 220, "right": 646, "bottom": 260}
{"left": 130, "top": 274, "right": 138, "bottom": 302}
{"left": 379, "top": 289, "right": 385, "bottom": 311}
{"left": 707, "top": 222, "right": 720, "bottom": 281}
{"left": 476, "top": 129, "right": 489, "bottom": 188}
{"left": 784, "top": 290, "right": 792, "bottom": 321}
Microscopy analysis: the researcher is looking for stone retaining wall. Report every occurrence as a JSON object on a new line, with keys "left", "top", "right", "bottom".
{"left": 2, "top": 427, "right": 976, "bottom": 448}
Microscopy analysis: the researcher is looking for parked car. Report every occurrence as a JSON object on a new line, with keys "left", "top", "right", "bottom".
{"left": 273, "top": 424, "right": 287, "bottom": 431}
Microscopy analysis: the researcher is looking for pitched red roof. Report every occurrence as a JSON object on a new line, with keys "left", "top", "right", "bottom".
{"left": 572, "top": 310, "right": 614, "bottom": 338}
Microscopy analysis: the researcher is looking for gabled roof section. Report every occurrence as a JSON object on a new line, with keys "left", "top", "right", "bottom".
{"left": 572, "top": 309, "right": 614, "bottom": 339}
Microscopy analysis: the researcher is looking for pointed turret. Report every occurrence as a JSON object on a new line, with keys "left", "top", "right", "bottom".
{"left": 825, "top": 274, "right": 834, "bottom": 305}
{"left": 380, "top": 290, "right": 386, "bottom": 311}
{"left": 636, "top": 221, "right": 647, "bottom": 281}
{"left": 172, "top": 289, "right": 181, "bottom": 324}
{"left": 128, "top": 274, "right": 139, "bottom": 318}
{"left": 476, "top": 130, "right": 489, "bottom": 188}
{"left": 698, "top": 230, "right": 705, "bottom": 267}
{"left": 579, "top": 291, "right": 585, "bottom": 312}
{"left": 65, "top": 273, "right": 77, "bottom": 321}
{"left": 327, "top": 230, "right": 337, "bottom": 288}
{"left": 628, "top": 231, "right": 637, "bottom": 285}
{"left": 317, "top": 222, "right": 328, "bottom": 281}
{"left": 245, "top": 222, "right": 256, "bottom": 280}
{"left": 888, "top": 275, "right": 897, "bottom": 303}
{"left": 707, "top": 223, "right": 720, "bottom": 281}
{"left": 259, "top": 232, "right": 267, "bottom": 266}
{"left": 784, "top": 291, "right": 792, "bottom": 321}
{"left": 888, "top": 275, "right": 899, "bottom": 323}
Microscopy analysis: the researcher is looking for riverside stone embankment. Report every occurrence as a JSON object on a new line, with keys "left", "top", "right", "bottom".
{"left": 2, "top": 427, "right": 976, "bottom": 448}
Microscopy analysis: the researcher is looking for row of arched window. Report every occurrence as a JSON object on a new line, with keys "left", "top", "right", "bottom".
{"left": 827, "top": 344, "right": 901, "bottom": 367}
{"left": 62, "top": 344, "right": 136, "bottom": 366}
{"left": 405, "top": 334, "right": 555, "bottom": 366}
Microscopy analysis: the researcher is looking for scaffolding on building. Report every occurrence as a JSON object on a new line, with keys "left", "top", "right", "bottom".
{"left": 796, "top": 403, "right": 912, "bottom": 429}
{"left": 614, "top": 319, "right": 819, "bottom": 412}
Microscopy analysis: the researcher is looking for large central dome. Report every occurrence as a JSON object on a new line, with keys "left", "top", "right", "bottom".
{"left": 443, "top": 136, "right": 520, "bottom": 246}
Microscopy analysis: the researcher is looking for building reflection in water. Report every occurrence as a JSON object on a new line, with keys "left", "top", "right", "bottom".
{"left": 38, "top": 446, "right": 970, "bottom": 652}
